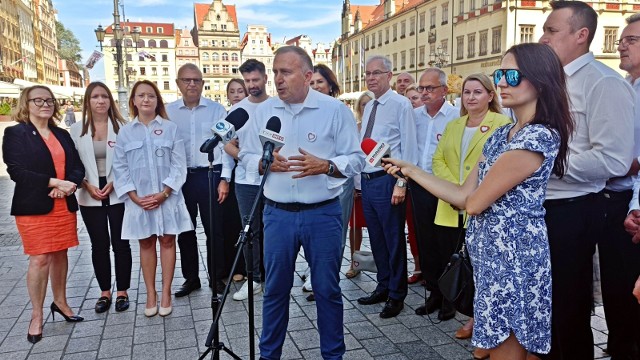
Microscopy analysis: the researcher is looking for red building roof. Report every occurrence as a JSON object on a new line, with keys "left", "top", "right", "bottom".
{"left": 194, "top": 2, "right": 238, "bottom": 30}
{"left": 105, "top": 21, "right": 174, "bottom": 36}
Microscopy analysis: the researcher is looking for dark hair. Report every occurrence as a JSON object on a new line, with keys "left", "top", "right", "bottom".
{"left": 239, "top": 59, "right": 266, "bottom": 75}
{"left": 505, "top": 43, "right": 574, "bottom": 177}
{"left": 313, "top": 64, "right": 341, "bottom": 97}
{"left": 274, "top": 45, "right": 313, "bottom": 72}
{"left": 128, "top": 80, "right": 169, "bottom": 120}
{"left": 81, "top": 82, "right": 126, "bottom": 136}
{"left": 226, "top": 78, "right": 247, "bottom": 96}
{"left": 550, "top": 1, "right": 598, "bottom": 45}
{"left": 12, "top": 85, "right": 61, "bottom": 126}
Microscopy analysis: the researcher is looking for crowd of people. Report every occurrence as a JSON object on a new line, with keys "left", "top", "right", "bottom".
{"left": 4, "top": 2, "right": 640, "bottom": 359}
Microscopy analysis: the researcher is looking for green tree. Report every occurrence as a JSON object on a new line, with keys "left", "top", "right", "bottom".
{"left": 56, "top": 21, "right": 82, "bottom": 63}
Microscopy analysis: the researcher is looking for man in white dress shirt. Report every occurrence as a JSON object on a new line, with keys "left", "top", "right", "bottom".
{"left": 223, "top": 59, "right": 270, "bottom": 301}
{"left": 166, "top": 63, "right": 234, "bottom": 296}
{"left": 356, "top": 55, "right": 418, "bottom": 319}
{"left": 238, "top": 46, "right": 364, "bottom": 360}
{"left": 539, "top": 2, "right": 635, "bottom": 358}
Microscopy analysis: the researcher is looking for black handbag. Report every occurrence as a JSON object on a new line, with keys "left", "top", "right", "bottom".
{"left": 438, "top": 238, "right": 475, "bottom": 317}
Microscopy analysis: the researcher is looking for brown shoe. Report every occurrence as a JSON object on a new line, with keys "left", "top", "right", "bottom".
{"left": 455, "top": 325, "right": 472, "bottom": 339}
{"left": 473, "top": 347, "right": 490, "bottom": 360}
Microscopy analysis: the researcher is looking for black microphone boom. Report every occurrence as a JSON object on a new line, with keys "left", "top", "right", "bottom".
{"left": 261, "top": 116, "right": 282, "bottom": 169}
{"left": 199, "top": 107, "right": 250, "bottom": 153}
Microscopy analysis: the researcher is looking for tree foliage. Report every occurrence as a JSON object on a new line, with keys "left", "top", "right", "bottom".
{"left": 56, "top": 21, "right": 82, "bottom": 63}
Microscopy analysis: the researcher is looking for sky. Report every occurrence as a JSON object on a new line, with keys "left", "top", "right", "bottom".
{"left": 53, "top": 0, "right": 381, "bottom": 82}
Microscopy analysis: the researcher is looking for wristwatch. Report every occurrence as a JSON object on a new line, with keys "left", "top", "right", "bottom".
{"left": 327, "top": 160, "right": 336, "bottom": 176}
{"left": 222, "top": 177, "right": 231, "bottom": 183}
{"left": 395, "top": 178, "right": 407, "bottom": 188}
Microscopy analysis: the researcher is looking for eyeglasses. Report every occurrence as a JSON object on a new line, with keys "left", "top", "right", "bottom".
{"left": 365, "top": 70, "right": 390, "bottom": 78}
{"left": 178, "top": 78, "right": 203, "bottom": 85}
{"left": 614, "top": 35, "right": 640, "bottom": 47}
{"left": 136, "top": 94, "right": 157, "bottom": 100}
{"left": 493, "top": 69, "right": 525, "bottom": 87}
{"left": 416, "top": 85, "right": 444, "bottom": 93}
{"left": 29, "top": 98, "right": 55, "bottom": 107}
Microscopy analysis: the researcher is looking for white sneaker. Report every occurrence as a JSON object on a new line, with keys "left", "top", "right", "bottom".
{"left": 233, "top": 281, "right": 262, "bottom": 301}
{"left": 302, "top": 274, "right": 313, "bottom": 292}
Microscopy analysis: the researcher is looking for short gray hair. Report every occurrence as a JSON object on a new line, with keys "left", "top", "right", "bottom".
{"left": 177, "top": 63, "right": 202, "bottom": 78}
{"left": 627, "top": 13, "right": 640, "bottom": 24}
{"left": 366, "top": 55, "right": 392, "bottom": 72}
{"left": 422, "top": 68, "right": 447, "bottom": 86}
{"left": 274, "top": 46, "right": 313, "bottom": 72}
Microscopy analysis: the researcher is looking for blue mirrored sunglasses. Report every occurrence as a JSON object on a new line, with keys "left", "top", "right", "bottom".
{"left": 493, "top": 69, "right": 525, "bottom": 87}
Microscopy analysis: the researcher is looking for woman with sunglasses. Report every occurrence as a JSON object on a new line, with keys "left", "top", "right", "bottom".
{"left": 383, "top": 43, "right": 573, "bottom": 359}
{"left": 70, "top": 82, "right": 132, "bottom": 313}
{"left": 113, "top": 80, "right": 192, "bottom": 317}
{"left": 3, "top": 85, "right": 85, "bottom": 344}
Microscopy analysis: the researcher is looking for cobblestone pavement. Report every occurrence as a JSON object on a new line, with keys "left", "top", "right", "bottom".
{"left": 0, "top": 132, "right": 613, "bottom": 359}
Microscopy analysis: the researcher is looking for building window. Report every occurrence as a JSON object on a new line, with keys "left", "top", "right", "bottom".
{"left": 113, "top": 67, "right": 118, "bottom": 75}
{"left": 430, "top": 8, "right": 436, "bottom": 28}
{"left": 162, "top": 54, "right": 168, "bottom": 62}
{"left": 479, "top": 30, "right": 488, "bottom": 56}
{"left": 457, "top": 36, "right": 464, "bottom": 60}
{"left": 222, "top": 53, "right": 229, "bottom": 61}
{"left": 212, "top": 40, "right": 217, "bottom": 47}
{"left": 400, "top": 20, "right": 406, "bottom": 38}
{"left": 140, "top": 67, "right": 146, "bottom": 75}
{"left": 152, "top": 67, "right": 157, "bottom": 76}
{"left": 603, "top": 27, "right": 618, "bottom": 53}
{"left": 385, "top": 27, "right": 390, "bottom": 42}
{"left": 222, "top": 65, "right": 229, "bottom": 73}
{"left": 213, "top": 52, "right": 219, "bottom": 61}
{"left": 126, "top": 54, "right": 132, "bottom": 61}
{"left": 392, "top": 53, "right": 398, "bottom": 70}
{"left": 378, "top": 30, "right": 383, "bottom": 46}
{"left": 204, "top": 83, "right": 211, "bottom": 91}
{"left": 410, "top": 48, "right": 415, "bottom": 67}
{"left": 492, "top": 26, "right": 502, "bottom": 54}
{"left": 163, "top": 67, "right": 169, "bottom": 76}
{"left": 442, "top": 3, "right": 449, "bottom": 24}
{"left": 146, "top": 26, "right": 152, "bottom": 33}
{"left": 441, "top": 39, "right": 448, "bottom": 54}
{"left": 139, "top": 55, "right": 145, "bottom": 61}
{"left": 203, "top": 65, "right": 210, "bottom": 74}
{"left": 221, "top": 24, "right": 227, "bottom": 31}
{"left": 393, "top": 24, "right": 398, "bottom": 41}
{"left": 520, "top": 25, "right": 535, "bottom": 44}
{"left": 400, "top": 50, "right": 406, "bottom": 69}
{"left": 371, "top": 33, "right": 376, "bottom": 47}
{"left": 159, "top": 40, "right": 168, "bottom": 48}
{"left": 410, "top": 16, "right": 416, "bottom": 35}
{"left": 232, "top": 53, "right": 238, "bottom": 61}
{"left": 470, "top": 0, "right": 476, "bottom": 10}
{"left": 482, "top": 0, "right": 489, "bottom": 6}
{"left": 213, "top": 65, "right": 220, "bottom": 73}
{"left": 184, "top": 40, "right": 189, "bottom": 46}
{"left": 163, "top": 81, "right": 169, "bottom": 90}
{"left": 459, "top": 0, "right": 465, "bottom": 14}
{"left": 148, "top": 39, "right": 157, "bottom": 48}
{"left": 203, "top": 52, "right": 209, "bottom": 61}
{"left": 419, "top": 12, "right": 426, "bottom": 31}
{"left": 418, "top": 46, "right": 425, "bottom": 65}
{"left": 468, "top": 33, "right": 476, "bottom": 58}
{"left": 157, "top": 27, "right": 163, "bottom": 34}
{"left": 365, "top": 36, "right": 369, "bottom": 49}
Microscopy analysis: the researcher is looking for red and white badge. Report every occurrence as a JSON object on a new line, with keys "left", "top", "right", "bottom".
{"left": 480, "top": 126, "right": 490, "bottom": 133}
{"left": 436, "top": 134, "right": 442, "bottom": 141}
{"left": 153, "top": 129, "right": 163, "bottom": 136}
{"left": 107, "top": 140, "right": 116, "bottom": 148}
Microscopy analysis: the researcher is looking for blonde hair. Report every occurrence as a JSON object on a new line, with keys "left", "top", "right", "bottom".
{"left": 12, "top": 85, "right": 61, "bottom": 126}
{"left": 460, "top": 73, "right": 502, "bottom": 116}
{"left": 81, "top": 82, "right": 126, "bottom": 136}
{"left": 355, "top": 91, "right": 375, "bottom": 123}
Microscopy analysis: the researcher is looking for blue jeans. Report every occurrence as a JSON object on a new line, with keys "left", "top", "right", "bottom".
{"left": 339, "top": 178, "right": 355, "bottom": 256}
{"left": 260, "top": 200, "right": 345, "bottom": 360}
{"left": 361, "top": 174, "right": 407, "bottom": 300}
{"left": 235, "top": 183, "right": 262, "bottom": 280}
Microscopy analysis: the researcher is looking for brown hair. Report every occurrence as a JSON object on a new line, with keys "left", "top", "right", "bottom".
{"left": 460, "top": 73, "right": 502, "bottom": 116}
{"left": 12, "top": 85, "right": 61, "bottom": 126}
{"left": 81, "top": 82, "right": 126, "bottom": 136}
{"left": 226, "top": 78, "right": 247, "bottom": 97}
{"left": 128, "top": 80, "right": 168, "bottom": 120}
{"left": 313, "top": 64, "right": 341, "bottom": 97}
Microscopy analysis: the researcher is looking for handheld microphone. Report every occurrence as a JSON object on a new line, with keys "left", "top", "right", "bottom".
{"left": 259, "top": 116, "right": 285, "bottom": 169}
{"left": 361, "top": 138, "right": 404, "bottom": 178}
{"left": 200, "top": 108, "right": 250, "bottom": 153}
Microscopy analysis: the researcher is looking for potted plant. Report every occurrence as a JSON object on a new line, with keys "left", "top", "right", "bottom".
{"left": 0, "top": 102, "right": 12, "bottom": 122}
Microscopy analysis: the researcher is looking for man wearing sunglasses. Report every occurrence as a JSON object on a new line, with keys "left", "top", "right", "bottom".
{"left": 539, "top": 2, "right": 635, "bottom": 359}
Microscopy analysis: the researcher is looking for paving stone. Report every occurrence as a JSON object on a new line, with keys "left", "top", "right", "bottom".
{"left": 98, "top": 337, "right": 132, "bottom": 358}
{"left": 165, "top": 329, "right": 197, "bottom": 350}
{"left": 132, "top": 342, "right": 165, "bottom": 360}
{"left": 65, "top": 335, "right": 101, "bottom": 353}
{"left": 59, "top": 351, "right": 98, "bottom": 360}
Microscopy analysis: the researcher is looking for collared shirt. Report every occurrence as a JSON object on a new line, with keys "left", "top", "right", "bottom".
{"left": 238, "top": 88, "right": 365, "bottom": 204}
{"left": 415, "top": 101, "right": 458, "bottom": 173}
{"left": 359, "top": 88, "right": 418, "bottom": 172}
{"left": 229, "top": 97, "right": 263, "bottom": 186}
{"left": 166, "top": 96, "right": 234, "bottom": 178}
{"left": 112, "top": 115, "right": 193, "bottom": 238}
{"left": 546, "top": 52, "right": 635, "bottom": 199}
{"left": 609, "top": 75, "right": 640, "bottom": 192}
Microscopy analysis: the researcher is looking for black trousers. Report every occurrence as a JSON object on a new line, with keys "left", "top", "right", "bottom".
{"left": 178, "top": 167, "right": 225, "bottom": 283}
{"left": 79, "top": 182, "right": 131, "bottom": 292}
{"left": 542, "top": 194, "right": 603, "bottom": 360}
{"left": 600, "top": 189, "right": 640, "bottom": 359}
{"left": 409, "top": 181, "right": 439, "bottom": 292}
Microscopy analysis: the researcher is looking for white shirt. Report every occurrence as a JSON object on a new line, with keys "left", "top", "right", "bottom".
{"left": 546, "top": 52, "right": 635, "bottom": 199}
{"left": 415, "top": 101, "right": 458, "bottom": 173}
{"left": 360, "top": 88, "right": 418, "bottom": 172}
{"left": 238, "top": 88, "right": 365, "bottom": 204}
{"left": 609, "top": 75, "right": 640, "bottom": 192}
{"left": 229, "top": 97, "right": 262, "bottom": 186}
{"left": 166, "top": 97, "right": 234, "bottom": 179}
{"left": 113, "top": 115, "right": 193, "bottom": 239}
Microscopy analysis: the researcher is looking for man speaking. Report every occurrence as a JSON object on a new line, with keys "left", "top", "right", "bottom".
{"left": 239, "top": 46, "right": 364, "bottom": 359}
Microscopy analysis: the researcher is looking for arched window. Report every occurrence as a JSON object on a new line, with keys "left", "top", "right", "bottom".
{"left": 125, "top": 39, "right": 132, "bottom": 47}
{"left": 137, "top": 40, "right": 145, "bottom": 48}
{"left": 231, "top": 53, "right": 238, "bottom": 62}
{"left": 148, "top": 39, "right": 157, "bottom": 48}
{"left": 202, "top": 52, "right": 209, "bottom": 61}
{"left": 222, "top": 52, "right": 229, "bottom": 61}
{"left": 159, "top": 40, "right": 168, "bottom": 48}
{"left": 212, "top": 52, "right": 219, "bottom": 61}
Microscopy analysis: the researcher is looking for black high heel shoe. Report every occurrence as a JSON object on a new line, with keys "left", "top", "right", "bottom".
{"left": 27, "top": 319, "right": 42, "bottom": 344}
{"left": 50, "top": 302, "right": 84, "bottom": 322}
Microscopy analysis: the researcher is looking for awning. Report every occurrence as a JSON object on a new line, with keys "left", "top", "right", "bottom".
{"left": 13, "top": 79, "right": 85, "bottom": 99}
{"left": 0, "top": 80, "right": 23, "bottom": 98}
{"left": 338, "top": 91, "right": 365, "bottom": 101}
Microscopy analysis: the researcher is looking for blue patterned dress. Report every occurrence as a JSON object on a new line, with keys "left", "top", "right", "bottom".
{"left": 466, "top": 123, "right": 559, "bottom": 353}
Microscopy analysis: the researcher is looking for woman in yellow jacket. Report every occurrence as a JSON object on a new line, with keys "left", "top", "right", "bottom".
{"left": 431, "top": 73, "right": 511, "bottom": 360}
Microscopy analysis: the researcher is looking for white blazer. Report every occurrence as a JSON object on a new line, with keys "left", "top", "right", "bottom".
{"left": 70, "top": 120, "right": 123, "bottom": 206}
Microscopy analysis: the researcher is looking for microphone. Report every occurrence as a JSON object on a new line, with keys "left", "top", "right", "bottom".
{"left": 361, "top": 138, "right": 404, "bottom": 178}
{"left": 200, "top": 108, "right": 250, "bottom": 153}
{"left": 259, "top": 116, "right": 285, "bottom": 169}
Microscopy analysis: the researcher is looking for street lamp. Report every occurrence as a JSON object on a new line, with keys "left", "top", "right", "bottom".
{"left": 94, "top": 0, "right": 129, "bottom": 119}
{"left": 429, "top": 45, "right": 450, "bottom": 68}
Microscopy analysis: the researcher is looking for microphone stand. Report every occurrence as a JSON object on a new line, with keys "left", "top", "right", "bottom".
{"left": 199, "top": 150, "right": 241, "bottom": 360}
{"left": 199, "top": 153, "right": 273, "bottom": 360}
